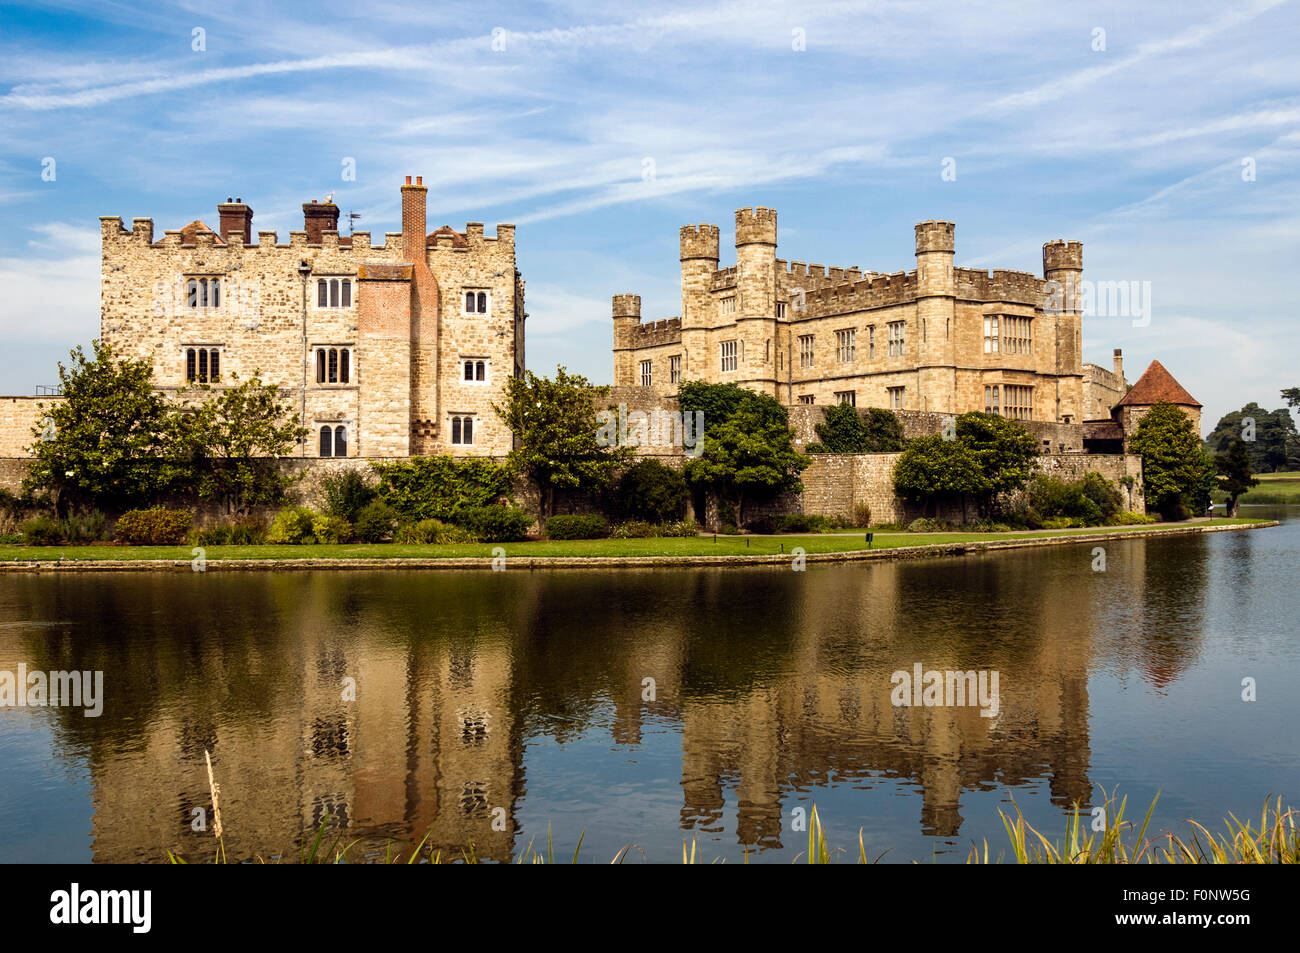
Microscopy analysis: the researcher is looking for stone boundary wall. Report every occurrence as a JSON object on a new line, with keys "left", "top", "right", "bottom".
{"left": 786, "top": 406, "right": 1084, "bottom": 453}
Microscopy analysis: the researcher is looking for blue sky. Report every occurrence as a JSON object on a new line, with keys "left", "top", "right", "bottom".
{"left": 1, "top": 0, "right": 1297, "bottom": 433}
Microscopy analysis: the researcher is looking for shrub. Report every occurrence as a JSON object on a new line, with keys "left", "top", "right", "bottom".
{"left": 853, "top": 502, "right": 872, "bottom": 528}
{"left": 395, "top": 518, "right": 478, "bottom": 545}
{"left": 191, "top": 525, "right": 232, "bottom": 546}
{"left": 1109, "top": 511, "right": 1157, "bottom": 525}
{"left": 267, "top": 506, "right": 318, "bottom": 545}
{"left": 458, "top": 505, "right": 532, "bottom": 542}
{"left": 611, "top": 520, "right": 660, "bottom": 539}
{"left": 0, "top": 533, "right": 23, "bottom": 545}
{"left": 228, "top": 516, "right": 268, "bottom": 545}
{"left": 353, "top": 502, "right": 398, "bottom": 543}
{"left": 319, "top": 470, "right": 376, "bottom": 523}
{"left": 545, "top": 514, "right": 610, "bottom": 540}
{"left": 371, "top": 456, "right": 512, "bottom": 522}
{"left": 775, "top": 514, "right": 833, "bottom": 534}
{"left": 21, "top": 516, "right": 63, "bottom": 545}
{"left": 312, "top": 515, "right": 352, "bottom": 544}
{"left": 1081, "top": 471, "right": 1124, "bottom": 520}
{"left": 1041, "top": 516, "right": 1077, "bottom": 530}
{"left": 1027, "top": 473, "right": 1120, "bottom": 528}
{"left": 662, "top": 519, "right": 700, "bottom": 537}
{"left": 114, "top": 507, "right": 192, "bottom": 545}
{"left": 58, "top": 511, "right": 108, "bottom": 543}
{"left": 614, "top": 460, "right": 688, "bottom": 523}
{"left": 907, "top": 517, "right": 952, "bottom": 533}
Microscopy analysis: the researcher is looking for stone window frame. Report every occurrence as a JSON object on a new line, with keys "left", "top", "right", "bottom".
{"left": 888, "top": 386, "right": 905, "bottom": 411}
{"left": 798, "top": 334, "right": 815, "bottom": 368}
{"left": 835, "top": 328, "right": 856, "bottom": 363}
{"left": 719, "top": 296, "right": 737, "bottom": 316}
{"left": 314, "top": 276, "right": 354, "bottom": 310}
{"left": 183, "top": 345, "right": 223, "bottom": 384}
{"left": 720, "top": 339, "right": 739, "bottom": 373}
{"left": 317, "top": 422, "right": 350, "bottom": 458}
{"left": 639, "top": 360, "right": 653, "bottom": 387}
{"left": 868, "top": 325, "right": 875, "bottom": 360}
{"left": 1002, "top": 315, "right": 1032, "bottom": 355}
{"left": 776, "top": 301, "right": 788, "bottom": 319}
{"left": 982, "top": 314, "right": 1001, "bottom": 354}
{"left": 450, "top": 414, "right": 475, "bottom": 446}
{"left": 888, "top": 321, "right": 905, "bottom": 357}
{"left": 984, "top": 384, "right": 1001, "bottom": 416}
{"left": 184, "top": 276, "right": 223, "bottom": 310}
{"left": 463, "top": 289, "right": 491, "bottom": 315}
{"left": 797, "top": 394, "right": 815, "bottom": 405}
{"left": 669, "top": 354, "right": 682, "bottom": 384}
{"left": 1004, "top": 384, "right": 1033, "bottom": 420}
{"left": 314, "top": 345, "right": 354, "bottom": 385}
{"left": 834, "top": 390, "right": 856, "bottom": 406}
{"left": 461, "top": 357, "right": 489, "bottom": 384}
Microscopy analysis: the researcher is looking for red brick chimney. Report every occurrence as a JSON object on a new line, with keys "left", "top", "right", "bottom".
{"left": 217, "top": 197, "right": 253, "bottom": 244}
{"left": 303, "top": 199, "right": 340, "bottom": 244}
{"left": 401, "top": 175, "right": 427, "bottom": 259}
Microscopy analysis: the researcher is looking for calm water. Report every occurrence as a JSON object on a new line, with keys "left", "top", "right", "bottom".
{"left": 1, "top": 507, "right": 1296, "bottom": 863}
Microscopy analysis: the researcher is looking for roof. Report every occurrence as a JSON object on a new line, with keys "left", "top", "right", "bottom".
{"left": 1114, "top": 360, "right": 1201, "bottom": 408}
{"left": 427, "top": 225, "right": 467, "bottom": 248}
{"left": 176, "top": 219, "right": 224, "bottom": 244}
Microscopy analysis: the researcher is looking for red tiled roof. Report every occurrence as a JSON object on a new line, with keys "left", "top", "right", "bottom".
{"left": 427, "top": 225, "right": 467, "bottom": 247}
{"left": 177, "top": 220, "right": 224, "bottom": 244}
{"left": 1115, "top": 360, "right": 1200, "bottom": 408}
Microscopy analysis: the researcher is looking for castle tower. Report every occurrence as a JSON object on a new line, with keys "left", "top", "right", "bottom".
{"left": 914, "top": 221, "right": 957, "bottom": 412}
{"left": 611, "top": 293, "right": 641, "bottom": 385}
{"left": 402, "top": 175, "right": 441, "bottom": 451}
{"left": 678, "top": 223, "right": 719, "bottom": 384}
{"left": 1043, "top": 239, "right": 1084, "bottom": 423}
{"left": 734, "top": 207, "right": 778, "bottom": 395}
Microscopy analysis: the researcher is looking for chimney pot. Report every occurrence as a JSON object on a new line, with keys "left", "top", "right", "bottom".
{"left": 405, "top": 175, "right": 412, "bottom": 185}
{"left": 416, "top": 176, "right": 423, "bottom": 185}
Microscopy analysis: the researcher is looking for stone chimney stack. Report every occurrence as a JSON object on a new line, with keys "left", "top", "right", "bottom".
{"left": 302, "top": 199, "right": 340, "bottom": 244}
{"left": 217, "top": 197, "right": 253, "bottom": 244}
{"left": 1113, "top": 348, "right": 1124, "bottom": 381}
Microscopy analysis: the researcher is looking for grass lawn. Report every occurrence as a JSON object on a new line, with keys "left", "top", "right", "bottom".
{"left": 1216, "top": 471, "right": 1300, "bottom": 504}
{"left": 0, "top": 518, "right": 1270, "bottom": 562}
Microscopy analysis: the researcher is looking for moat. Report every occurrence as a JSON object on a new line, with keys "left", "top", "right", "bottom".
{"left": 0, "top": 506, "right": 1295, "bottom": 863}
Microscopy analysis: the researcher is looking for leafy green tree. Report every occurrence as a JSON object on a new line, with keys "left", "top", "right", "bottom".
{"left": 173, "top": 374, "right": 309, "bottom": 514}
{"left": 1205, "top": 402, "right": 1298, "bottom": 473}
{"left": 807, "top": 404, "right": 904, "bottom": 453}
{"left": 677, "top": 380, "right": 788, "bottom": 433}
{"left": 954, "top": 412, "right": 1040, "bottom": 517}
{"left": 683, "top": 399, "right": 809, "bottom": 527}
{"left": 892, "top": 435, "right": 982, "bottom": 517}
{"left": 615, "top": 459, "right": 688, "bottom": 523}
{"left": 24, "top": 341, "right": 180, "bottom": 512}
{"left": 1215, "top": 438, "right": 1258, "bottom": 516}
{"left": 1129, "top": 402, "right": 1215, "bottom": 520}
{"left": 494, "top": 365, "right": 632, "bottom": 525}
{"left": 1281, "top": 387, "right": 1300, "bottom": 408}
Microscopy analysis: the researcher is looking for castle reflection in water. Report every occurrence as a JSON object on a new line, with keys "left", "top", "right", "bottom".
{"left": 1, "top": 534, "right": 1208, "bottom": 862}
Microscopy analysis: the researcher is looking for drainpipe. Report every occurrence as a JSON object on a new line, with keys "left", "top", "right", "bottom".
{"left": 298, "top": 260, "right": 312, "bottom": 456}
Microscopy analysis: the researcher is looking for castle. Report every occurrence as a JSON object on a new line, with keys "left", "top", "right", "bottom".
{"left": 613, "top": 209, "right": 1090, "bottom": 422}
{"left": 94, "top": 175, "right": 524, "bottom": 458}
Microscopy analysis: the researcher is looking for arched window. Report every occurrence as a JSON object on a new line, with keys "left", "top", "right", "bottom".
{"left": 464, "top": 361, "right": 474, "bottom": 381}
{"left": 341, "top": 279, "right": 351, "bottom": 307}
{"left": 198, "top": 349, "right": 209, "bottom": 382}
{"left": 328, "top": 348, "right": 338, "bottom": 383}
{"left": 209, "top": 349, "right": 220, "bottom": 381}
{"left": 210, "top": 278, "right": 220, "bottom": 308}
{"left": 330, "top": 279, "right": 340, "bottom": 308}
{"left": 315, "top": 348, "right": 352, "bottom": 384}
{"left": 318, "top": 279, "right": 328, "bottom": 307}
{"left": 451, "top": 416, "right": 462, "bottom": 445}
{"left": 186, "top": 349, "right": 196, "bottom": 382}
{"left": 475, "top": 361, "right": 485, "bottom": 381}
{"left": 476, "top": 292, "right": 487, "bottom": 313}
{"left": 462, "top": 417, "right": 473, "bottom": 444}
{"left": 316, "top": 277, "right": 353, "bottom": 309}
{"left": 465, "top": 291, "right": 475, "bottom": 312}
{"left": 316, "top": 349, "right": 327, "bottom": 383}
{"left": 340, "top": 350, "right": 350, "bottom": 383}
{"left": 319, "top": 426, "right": 333, "bottom": 457}
{"left": 334, "top": 425, "right": 347, "bottom": 457}
{"left": 186, "top": 279, "right": 198, "bottom": 308}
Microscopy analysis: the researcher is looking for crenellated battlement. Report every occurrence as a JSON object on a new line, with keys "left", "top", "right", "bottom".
{"left": 915, "top": 220, "right": 955, "bottom": 254}
{"left": 735, "top": 206, "right": 777, "bottom": 246}
{"left": 612, "top": 293, "right": 642, "bottom": 318}
{"left": 680, "top": 223, "right": 720, "bottom": 261}
{"left": 1043, "top": 239, "right": 1083, "bottom": 273}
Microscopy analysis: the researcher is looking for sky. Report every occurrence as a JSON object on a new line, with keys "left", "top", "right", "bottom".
{"left": 0, "top": 0, "right": 1297, "bottom": 434}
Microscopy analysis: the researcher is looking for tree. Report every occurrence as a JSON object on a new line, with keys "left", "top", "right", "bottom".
{"left": 24, "top": 341, "right": 180, "bottom": 512}
{"left": 892, "top": 435, "right": 982, "bottom": 517}
{"left": 682, "top": 399, "right": 809, "bottom": 527}
{"left": 1215, "top": 438, "right": 1258, "bottom": 517}
{"left": 172, "top": 374, "right": 309, "bottom": 514}
{"left": 1281, "top": 387, "right": 1299, "bottom": 408}
{"left": 954, "top": 412, "right": 1040, "bottom": 517}
{"left": 494, "top": 365, "right": 632, "bottom": 525}
{"left": 807, "top": 404, "right": 903, "bottom": 453}
{"left": 1205, "top": 402, "right": 1298, "bottom": 473}
{"left": 1128, "top": 401, "right": 1215, "bottom": 520}
{"left": 677, "top": 380, "right": 787, "bottom": 433}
